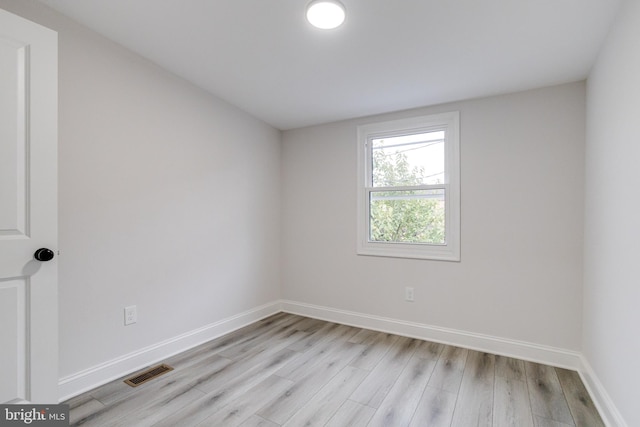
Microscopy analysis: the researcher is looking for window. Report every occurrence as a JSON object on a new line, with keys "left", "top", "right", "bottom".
{"left": 357, "top": 112, "right": 460, "bottom": 261}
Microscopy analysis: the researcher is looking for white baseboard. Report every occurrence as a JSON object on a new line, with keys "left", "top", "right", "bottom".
{"left": 58, "top": 301, "right": 282, "bottom": 402}
{"left": 579, "top": 356, "right": 628, "bottom": 427}
{"left": 280, "top": 300, "right": 582, "bottom": 370}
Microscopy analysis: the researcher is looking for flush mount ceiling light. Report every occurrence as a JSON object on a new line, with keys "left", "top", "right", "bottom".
{"left": 306, "top": 0, "right": 346, "bottom": 30}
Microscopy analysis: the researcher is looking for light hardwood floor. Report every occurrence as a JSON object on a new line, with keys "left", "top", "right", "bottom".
{"left": 65, "top": 313, "right": 604, "bottom": 427}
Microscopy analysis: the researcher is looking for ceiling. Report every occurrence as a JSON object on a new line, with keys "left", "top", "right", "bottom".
{"left": 36, "top": 0, "right": 620, "bottom": 130}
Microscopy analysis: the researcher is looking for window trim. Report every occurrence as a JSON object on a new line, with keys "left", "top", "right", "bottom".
{"left": 356, "top": 112, "right": 460, "bottom": 261}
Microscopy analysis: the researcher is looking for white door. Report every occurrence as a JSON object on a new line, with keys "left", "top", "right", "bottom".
{"left": 0, "top": 8, "right": 58, "bottom": 404}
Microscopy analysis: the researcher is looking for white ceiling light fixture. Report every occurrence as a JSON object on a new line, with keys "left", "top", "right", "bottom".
{"left": 306, "top": 0, "right": 346, "bottom": 30}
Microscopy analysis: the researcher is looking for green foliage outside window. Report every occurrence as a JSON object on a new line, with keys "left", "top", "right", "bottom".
{"left": 370, "top": 149, "right": 445, "bottom": 244}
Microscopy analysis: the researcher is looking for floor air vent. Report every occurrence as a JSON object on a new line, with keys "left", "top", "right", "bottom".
{"left": 124, "top": 364, "right": 174, "bottom": 387}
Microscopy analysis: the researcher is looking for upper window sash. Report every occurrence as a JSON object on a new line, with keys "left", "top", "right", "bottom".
{"left": 365, "top": 127, "right": 449, "bottom": 188}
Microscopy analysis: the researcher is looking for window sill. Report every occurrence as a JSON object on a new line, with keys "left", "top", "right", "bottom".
{"left": 357, "top": 243, "right": 460, "bottom": 261}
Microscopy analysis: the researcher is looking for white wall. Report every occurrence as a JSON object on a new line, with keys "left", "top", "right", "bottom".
{"left": 0, "top": 0, "right": 281, "bottom": 382}
{"left": 282, "top": 82, "right": 586, "bottom": 351}
{"left": 584, "top": 0, "right": 640, "bottom": 425}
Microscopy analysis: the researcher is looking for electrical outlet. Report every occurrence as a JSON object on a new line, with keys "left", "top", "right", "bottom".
{"left": 405, "top": 287, "right": 414, "bottom": 302}
{"left": 124, "top": 305, "right": 137, "bottom": 325}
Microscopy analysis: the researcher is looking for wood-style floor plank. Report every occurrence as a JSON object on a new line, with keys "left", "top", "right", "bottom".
{"left": 493, "top": 376, "right": 534, "bottom": 427}
{"left": 196, "top": 375, "right": 294, "bottom": 427}
{"left": 450, "top": 350, "right": 495, "bottom": 427}
{"left": 349, "top": 336, "right": 420, "bottom": 408}
{"left": 427, "top": 344, "right": 468, "bottom": 393}
{"left": 291, "top": 316, "right": 327, "bottom": 333}
{"left": 409, "top": 386, "right": 457, "bottom": 427}
{"left": 367, "top": 354, "right": 437, "bottom": 427}
{"left": 349, "top": 331, "right": 399, "bottom": 371}
{"left": 276, "top": 324, "right": 358, "bottom": 380}
{"left": 106, "top": 386, "right": 205, "bottom": 427}
{"left": 348, "top": 328, "right": 379, "bottom": 344}
{"left": 556, "top": 367, "right": 605, "bottom": 427}
{"left": 67, "top": 396, "right": 105, "bottom": 426}
{"left": 281, "top": 365, "right": 369, "bottom": 427}
{"left": 216, "top": 317, "right": 306, "bottom": 361}
{"left": 154, "top": 348, "right": 300, "bottom": 427}
{"left": 325, "top": 400, "right": 376, "bottom": 427}
{"left": 525, "top": 361, "right": 575, "bottom": 425}
{"left": 61, "top": 313, "right": 605, "bottom": 427}
{"left": 236, "top": 415, "right": 279, "bottom": 427}
{"left": 534, "top": 415, "right": 575, "bottom": 427}
{"left": 495, "top": 354, "right": 526, "bottom": 381}
{"left": 257, "top": 342, "right": 364, "bottom": 424}
{"left": 194, "top": 340, "right": 304, "bottom": 394}
{"left": 414, "top": 340, "right": 444, "bottom": 361}
{"left": 286, "top": 321, "right": 344, "bottom": 353}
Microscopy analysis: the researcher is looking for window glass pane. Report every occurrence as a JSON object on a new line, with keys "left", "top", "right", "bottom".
{"left": 369, "top": 189, "right": 445, "bottom": 244}
{"left": 372, "top": 131, "right": 444, "bottom": 187}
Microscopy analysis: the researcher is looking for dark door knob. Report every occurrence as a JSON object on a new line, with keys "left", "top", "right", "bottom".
{"left": 34, "top": 248, "right": 54, "bottom": 262}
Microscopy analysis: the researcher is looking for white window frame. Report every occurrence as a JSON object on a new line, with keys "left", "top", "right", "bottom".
{"left": 357, "top": 112, "right": 460, "bottom": 261}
